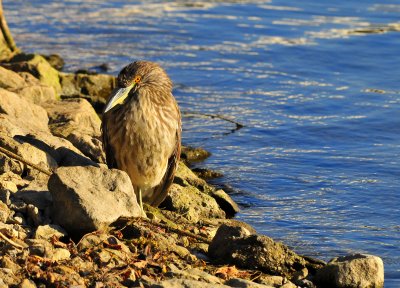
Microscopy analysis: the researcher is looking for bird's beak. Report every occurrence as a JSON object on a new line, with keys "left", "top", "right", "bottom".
{"left": 103, "top": 84, "right": 135, "bottom": 113}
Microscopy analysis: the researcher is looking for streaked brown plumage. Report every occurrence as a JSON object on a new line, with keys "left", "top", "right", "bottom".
{"left": 102, "top": 61, "right": 181, "bottom": 207}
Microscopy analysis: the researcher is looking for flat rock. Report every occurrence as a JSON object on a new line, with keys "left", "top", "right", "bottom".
{"left": 48, "top": 166, "right": 141, "bottom": 236}
{"left": 209, "top": 223, "right": 308, "bottom": 278}
{"left": 314, "top": 253, "right": 384, "bottom": 288}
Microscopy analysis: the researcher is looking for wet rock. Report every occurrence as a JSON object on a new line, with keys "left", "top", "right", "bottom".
{"left": 210, "top": 189, "right": 240, "bottom": 217}
{"left": 0, "top": 66, "right": 26, "bottom": 90}
{"left": 314, "top": 253, "right": 384, "bottom": 288}
{"left": 181, "top": 146, "right": 211, "bottom": 163}
{"left": 34, "top": 224, "right": 67, "bottom": 240}
{"left": 152, "top": 279, "right": 229, "bottom": 288}
{"left": 42, "top": 54, "right": 65, "bottom": 71}
{"left": 209, "top": 223, "right": 307, "bottom": 278}
{"left": 48, "top": 166, "right": 141, "bottom": 236}
{"left": 192, "top": 167, "right": 223, "bottom": 179}
{"left": 5, "top": 53, "right": 61, "bottom": 93}
{"left": 162, "top": 183, "right": 225, "bottom": 222}
{"left": 224, "top": 278, "right": 274, "bottom": 288}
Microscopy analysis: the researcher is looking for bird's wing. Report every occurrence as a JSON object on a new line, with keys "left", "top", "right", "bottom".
{"left": 101, "top": 114, "right": 118, "bottom": 169}
{"left": 148, "top": 123, "right": 181, "bottom": 207}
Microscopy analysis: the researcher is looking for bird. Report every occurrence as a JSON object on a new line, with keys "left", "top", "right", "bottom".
{"left": 101, "top": 61, "right": 181, "bottom": 210}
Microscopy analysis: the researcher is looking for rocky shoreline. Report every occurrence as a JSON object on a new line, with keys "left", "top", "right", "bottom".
{"left": 0, "top": 52, "right": 384, "bottom": 288}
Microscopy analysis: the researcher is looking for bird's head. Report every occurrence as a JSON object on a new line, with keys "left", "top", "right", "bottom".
{"left": 103, "top": 61, "right": 172, "bottom": 113}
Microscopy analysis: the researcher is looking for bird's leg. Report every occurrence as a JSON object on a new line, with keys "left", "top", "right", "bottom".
{"left": 138, "top": 188, "right": 145, "bottom": 217}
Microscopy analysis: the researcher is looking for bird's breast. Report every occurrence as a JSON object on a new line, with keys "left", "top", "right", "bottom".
{"left": 106, "top": 96, "right": 178, "bottom": 189}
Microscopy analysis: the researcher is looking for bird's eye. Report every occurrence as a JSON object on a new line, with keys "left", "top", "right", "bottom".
{"left": 134, "top": 76, "right": 141, "bottom": 83}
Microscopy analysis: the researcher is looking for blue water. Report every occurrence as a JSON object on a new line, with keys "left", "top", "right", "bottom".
{"left": 4, "top": 1, "right": 400, "bottom": 285}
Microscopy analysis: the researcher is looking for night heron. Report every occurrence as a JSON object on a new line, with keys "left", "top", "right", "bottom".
{"left": 102, "top": 61, "right": 181, "bottom": 210}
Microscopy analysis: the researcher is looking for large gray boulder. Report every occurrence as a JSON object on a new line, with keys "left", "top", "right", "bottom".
{"left": 314, "top": 254, "right": 384, "bottom": 288}
{"left": 48, "top": 166, "right": 141, "bottom": 236}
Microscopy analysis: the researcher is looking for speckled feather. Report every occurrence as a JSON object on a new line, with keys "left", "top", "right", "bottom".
{"left": 102, "top": 61, "right": 181, "bottom": 207}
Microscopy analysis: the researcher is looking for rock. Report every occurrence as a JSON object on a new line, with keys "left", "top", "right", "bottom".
{"left": 5, "top": 53, "right": 61, "bottom": 93}
{"left": 224, "top": 278, "right": 274, "bottom": 288}
{"left": 42, "top": 54, "right": 65, "bottom": 71}
{"left": 0, "top": 201, "right": 10, "bottom": 222}
{"left": 66, "top": 132, "right": 105, "bottom": 163}
{"left": 59, "top": 71, "right": 115, "bottom": 103}
{"left": 0, "top": 66, "right": 26, "bottom": 90}
{"left": 0, "top": 134, "right": 58, "bottom": 177}
{"left": 0, "top": 88, "right": 49, "bottom": 134}
{"left": 162, "top": 183, "right": 225, "bottom": 222}
{"left": 48, "top": 166, "right": 141, "bottom": 236}
{"left": 0, "top": 268, "right": 19, "bottom": 286}
{"left": 210, "top": 189, "right": 240, "bottom": 217}
{"left": 16, "top": 84, "right": 57, "bottom": 104}
{"left": 1, "top": 255, "right": 21, "bottom": 274}
{"left": 35, "top": 224, "right": 67, "bottom": 240}
{"left": 167, "top": 264, "right": 224, "bottom": 285}
{"left": 258, "top": 275, "right": 284, "bottom": 286}
{"left": 280, "top": 282, "right": 297, "bottom": 288}
{"left": 19, "top": 279, "right": 37, "bottom": 288}
{"left": 174, "top": 162, "right": 239, "bottom": 217}
{"left": 209, "top": 223, "right": 307, "bottom": 278}
{"left": 26, "top": 239, "right": 54, "bottom": 258}
{"left": 42, "top": 98, "right": 104, "bottom": 162}
{"left": 43, "top": 98, "right": 101, "bottom": 138}
{"left": 52, "top": 248, "right": 71, "bottom": 261}
{"left": 151, "top": 279, "right": 229, "bottom": 288}
{"left": 181, "top": 146, "right": 211, "bottom": 163}
{"left": 26, "top": 204, "right": 42, "bottom": 226}
{"left": 192, "top": 167, "right": 223, "bottom": 179}
{"left": 314, "top": 254, "right": 384, "bottom": 288}
{"left": 15, "top": 179, "right": 52, "bottom": 210}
